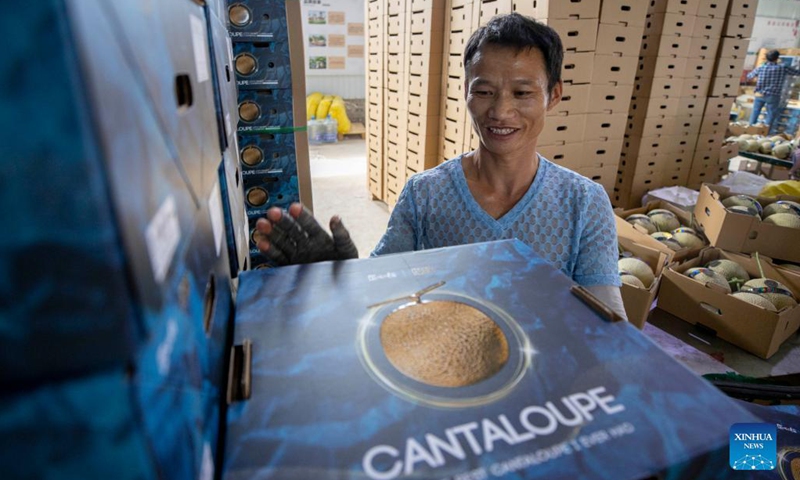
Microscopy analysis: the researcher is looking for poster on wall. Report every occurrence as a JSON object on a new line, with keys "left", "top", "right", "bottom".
{"left": 301, "top": 0, "right": 364, "bottom": 76}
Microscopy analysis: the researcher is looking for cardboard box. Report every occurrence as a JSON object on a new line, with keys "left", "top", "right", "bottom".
{"left": 549, "top": 83, "right": 591, "bottom": 115}
{"left": 644, "top": 12, "right": 696, "bottom": 37}
{"left": 410, "top": 52, "right": 442, "bottom": 76}
{"left": 538, "top": 113, "right": 587, "bottom": 145}
{"left": 410, "top": 28, "right": 445, "bottom": 54}
{"left": 225, "top": 239, "right": 761, "bottom": 479}
{"left": 708, "top": 76, "right": 739, "bottom": 97}
{"left": 722, "top": 14, "right": 756, "bottom": 38}
{"left": 633, "top": 76, "right": 684, "bottom": 98}
{"left": 694, "top": 131, "right": 726, "bottom": 152}
{"left": 692, "top": 15, "right": 724, "bottom": 36}
{"left": 596, "top": 23, "right": 644, "bottom": 56}
{"left": 587, "top": 83, "right": 633, "bottom": 114}
{"left": 658, "top": 247, "right": 800, "bottom": 358}
{"left": 677, "top": 96, "right": 706, "bottom": 117}
{"left": 647, "top": 0, "right": 701, "bottom": 15}
{"left": 626, "top": 115, "right": 678, "bottom": 137}
{"left": 515, "top": 0, "right": 601, "bottom": 19}
{"left": 713, "top": 55, "right": 747, "bottom": 78}
{"left": 407, "top": 92, "right": 439, "bottom": 115}
{"left": 591, "top": 54, "right": 638, "bottom": 85}
{"left": 615, "top": 216, "right": 672, "bottom": 329}
{"left": 704, "top": 96, "right": 734, "bottom": 118}
{"left": 410, "top": 8, "right": 445, "bottom": 35}
{"left": 576, "top": 163, "right": 618, "bottom": 195}
{"left": 409, "top": 73, "right": 441, "bottom": 96}
{"left": 476, "top": 0, "right": 513, "bottom": 26}
{"left": 683, "top": 56, "right": 716, "bottom": 79}
{"left": 629, "top": 96, "right": 681, "bottom": 119}
{"left": 622, "top": 133, "right": 696, "bottom": 157}
{"left": 636, "top": 55, "right": 688, "bottom": 79}
{"left": 447, "top": 29, "right": 471, "bottom": 56}
{"left": 700, "top": 114, "right": 729, "bottom": 135}
{"left": 538, "top": 142, "right": 584, "bottom": 168}
{"left": 583, "top": 139, "right": 624, "bottom": 168}
{"left": 448, "top": 3, "right": 473, "bottom": 31}
{"left": 718, "top": 37, "right": 749, "bottom": 59}
{"left": 585, "top": 112, "right": 628, "bottom": 141}
{"left": 600, "top": 0, "right": 648, "bottom": 27}
{"left": 695, "top": 0, "right": 731, "bottom": 17}
{"left": 548, "top": 18, "right": 598, "bottom": 52}
{"left": 693, "top": 184, "right": 800, "bottom": 263}
{"left": 729, "top": 0, "right": 757, "bottom": 17}
{"left": 563, "top": 51, "right": 595, "bottom": 84}
{"left": 446, "top": 74, "right": 466, "bottom": 100}
{"left": 640, "top": 34, "right": 691, "bottom": 57}
{"left": 688, "top": 35, "right": 721, "bottom": 59}
{"left": 408, "top": 112, "right": 439, "bottom": 137}
{"left": 679, "top": 76, "right": 711, "bottom": 97}
{"left": 387, "top": 12, "right": 407, "bottom": 36}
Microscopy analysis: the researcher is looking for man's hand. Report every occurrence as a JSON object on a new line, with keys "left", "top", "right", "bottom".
{"left": 254, "top": 203, "right": 359, "bottom": 265}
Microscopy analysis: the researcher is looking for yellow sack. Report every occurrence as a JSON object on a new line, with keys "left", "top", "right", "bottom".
{"left": 315, "top": 95, "right": 334, "bottom": 120}
{"left": 306, "top": 92, "right": 323, "bottom": 121}
{"left": 329, "top": 96, "right": 351, "bottom": 134}
{"left": 759, "top": 180, "right": 800, "bottom": 199}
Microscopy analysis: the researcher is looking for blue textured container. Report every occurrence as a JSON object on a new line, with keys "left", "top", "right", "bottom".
{"left": 233, "top": 41, "right": 293, "bottom": 90}
{"left": 237, "top": 88, "right": 296, "bottom": 131}
{"left": 226, "top": 0, "right": 288, "bottom": 43}
{"left": 224, "top": 240, "right": 761, "bottom": 479}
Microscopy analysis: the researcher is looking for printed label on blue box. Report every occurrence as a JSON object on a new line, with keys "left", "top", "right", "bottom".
{"left": 730, "top": 423, "right": 777, "bottom": 471}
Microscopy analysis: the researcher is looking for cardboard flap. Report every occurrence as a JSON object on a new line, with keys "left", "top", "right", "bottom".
{"left": 693, "top": 185, "right": 754, "bottom": 252}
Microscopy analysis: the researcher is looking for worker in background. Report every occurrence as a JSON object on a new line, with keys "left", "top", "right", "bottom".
{"left": 747, "top": 49, "right": 800, "bottom": 134}
{"left": 254, "top": 13, "right": 628, "bottom": 322}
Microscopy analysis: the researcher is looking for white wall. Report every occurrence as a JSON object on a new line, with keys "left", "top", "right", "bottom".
{"left": 746, "top": 0, "right": 800, "bottom": 68}
{"left": 305, "top": 75, "right": 366, "bottom": 99}
{"left": 300, "top": 0, "right": 366, "bottom": 99}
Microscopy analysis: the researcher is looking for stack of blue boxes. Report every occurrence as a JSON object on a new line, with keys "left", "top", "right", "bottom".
{"left": 0, "top": 0, "right": 246, "bottom": 477}
{"left": 227, "top": 0, "right": 311, "bottom": 269}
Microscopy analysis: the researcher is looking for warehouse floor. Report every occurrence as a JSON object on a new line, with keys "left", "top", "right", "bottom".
{"left": 309, "top": 138, "right": 389, "bottom": 257}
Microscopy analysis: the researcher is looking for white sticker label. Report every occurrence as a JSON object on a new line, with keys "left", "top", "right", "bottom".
{"left": 145, "top": 196, "right": 181, "bottom": 283}
{"left": 190, "top": 14, "right": 210, "bottom": 83}
{"left": 209, "top": 181, "right": 224, "bottom": 257}
{"left": 200, "top": 442, "right": 215, "bottom": 480}
{"left": 156, "top": 319, "right": 178, "bottom": 376}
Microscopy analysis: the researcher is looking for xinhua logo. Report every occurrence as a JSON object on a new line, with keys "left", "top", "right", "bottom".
{"left": 730, "top": 423, "right": 777, "bottom": 470}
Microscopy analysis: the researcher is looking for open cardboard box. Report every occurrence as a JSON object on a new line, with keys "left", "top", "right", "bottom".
{"left": 693, "top": 184, "right": 800, "bottom": 263}
{"left": 615, "top": 200, "right": 704, "bottom": 262}
{"left": 658, "top": 247, "right": 800, "bottom": 359}
{"left": 616, "top": 217, "right": 671, "bottom": 329}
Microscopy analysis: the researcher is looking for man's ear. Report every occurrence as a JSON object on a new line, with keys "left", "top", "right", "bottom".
{"left": 464, "top": 78, "right": 469, "bottom": 102}
{"left": 546, "top": 80, "right": 563, "bottom": 111}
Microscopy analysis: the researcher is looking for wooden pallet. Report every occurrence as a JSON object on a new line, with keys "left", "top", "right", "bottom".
{"left": 338, "top": 122, "right": 365, "bottom": 140}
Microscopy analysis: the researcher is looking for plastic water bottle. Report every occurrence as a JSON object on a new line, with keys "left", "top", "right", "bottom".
{"left": 323, "top": 114, "right": 338, "bottom": 143}
{"left": 308, "top": 116, "right": 323, "bottom": 145}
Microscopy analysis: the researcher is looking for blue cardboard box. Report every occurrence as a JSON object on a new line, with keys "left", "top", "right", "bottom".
{"left": 224, "top": 240, "right": 761, "bottom": 479}
{"left": 219, "top": 152, "right": 251, "bottom": 278}
{"left": 237, "top": 89, "right": 296, "bottom": 131}
{"left": 0, "top": 0, "right": 204, "bottom": 388}
{"left": 233, "top": 41, "right": 293, "bottom": 89}
{"left": 207, "top": 5, "right": 239, "bottom": 152}
{"left": 99, "top": 0, "right": 222, "bottom": 200}
{"left": 226, "top": 0, "right": 288, "bottom": 43}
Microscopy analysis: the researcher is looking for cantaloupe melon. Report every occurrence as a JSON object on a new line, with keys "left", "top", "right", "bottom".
{"left": 722, "top": 195, "right": 763, "bottom": 216}
{"left": 763, "top": 201, "right": 800, "bottom": 219}
{"left": 626, "top": 214, "right": 657, "bottom": 234}
{"left": 647, "top": 209, "right": 680, "bottom": 232}
{"left": 618, "top": 257, "right": 655, "bottom": 289}
{"left": 730, "top": 292, "right": 777, "bottom": 312}
{"left": 684, "top": 267, "right": 732, "bottom": 293}
{"left": 740, "top": 278, "right": 798, "bottom": 311}
{"left": 620, "top": 272, "right": 646, "bottom": 289}
{"left": 763, "top": 213, "right": 800, "bottom": 229}
{"left": 650, "top": 232, "right": 683, "bottom": 251}
{"left": 671, "top": 227, "right": 704, "bottom": 250}
{"left": 705, "top": 259, "right": 750, "bottom": 292}
{"left": 726, "top": 205, "right": 760, "bottom": 216}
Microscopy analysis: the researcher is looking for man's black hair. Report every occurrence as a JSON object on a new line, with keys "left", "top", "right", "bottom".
{"left": 463, "top": 13, "right": 563, "bottom": 96}
{"left": 767, "top": 50, "right": 781, "bottom": 62}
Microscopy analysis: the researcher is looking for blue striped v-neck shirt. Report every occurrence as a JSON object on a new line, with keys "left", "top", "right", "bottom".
{"left": 371, "top": 154, "right": 621, "bottom": 287}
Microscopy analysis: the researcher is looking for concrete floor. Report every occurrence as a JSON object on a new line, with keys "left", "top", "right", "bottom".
{"left": 308, "top": 138, "right": 389, "bottom": 258}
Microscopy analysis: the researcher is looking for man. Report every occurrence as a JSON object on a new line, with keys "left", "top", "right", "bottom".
{"left": 747, "top": 49, "right": 800, "bottom": 134}
{"left": 255, "top": 13, "right": 627, "bottom": 320}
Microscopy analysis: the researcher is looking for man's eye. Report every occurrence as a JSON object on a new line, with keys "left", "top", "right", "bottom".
{"left": 473, "top": 90, "right": 491, "bottom": 96}
{"left": 515, "top": 91, "right": 533, "bottom": 97}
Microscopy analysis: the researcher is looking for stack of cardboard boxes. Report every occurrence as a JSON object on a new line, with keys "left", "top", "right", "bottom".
{"left": 366, "top": 0, "right": 446, "bottom": 208}
{"left": 613, "top": 0, "right": 755, "bottom": 209}
{"left": 687, "top": 0, "right": 754, "bottom": 188}
{"left": 534, "top": 0, "right": 646, "bottom": 196}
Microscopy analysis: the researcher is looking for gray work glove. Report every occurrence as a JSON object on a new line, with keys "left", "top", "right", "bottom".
{"left": 254, "top": 203, "right": 358, "bottom": 265}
